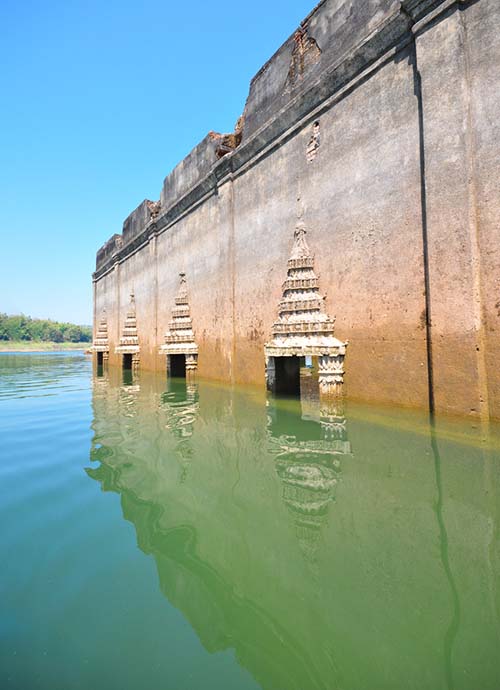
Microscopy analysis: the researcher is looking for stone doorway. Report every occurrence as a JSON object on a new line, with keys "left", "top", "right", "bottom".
{"left": 122, "top": 353, "right": 133, "bottom": 370}
{"left": 268, "top": 356, "right": 319, "bottom": 398}
{"left": 270, "top": 356, "right": 301, "bottom": 396}
{"left": 169, "top": 354, "right": 187, "bottom": 378}
{"left": 96, "top": 351, "right": 104, "bottom": 367}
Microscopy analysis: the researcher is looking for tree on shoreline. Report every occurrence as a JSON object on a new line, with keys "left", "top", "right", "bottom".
{"left": 0, "top": 313, "right": 92, "bottom": 343}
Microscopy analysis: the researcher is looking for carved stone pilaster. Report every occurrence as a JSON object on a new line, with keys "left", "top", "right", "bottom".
{"left": 131, "top": 352, "right": 140, "bottom": 373}
{"left": 318, "top": 354, "right": 345, "bottom": 398}
{"left": 185, "top": 353, "right": 198, "bottom": 373}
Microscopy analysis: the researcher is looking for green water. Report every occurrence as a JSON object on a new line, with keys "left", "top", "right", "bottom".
{"left": 1, "top": 353, "right": 499, "bottom": 690}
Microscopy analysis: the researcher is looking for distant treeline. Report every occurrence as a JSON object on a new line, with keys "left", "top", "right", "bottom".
{"left": 0, "top": 314, "right": 92, "bottom": 343}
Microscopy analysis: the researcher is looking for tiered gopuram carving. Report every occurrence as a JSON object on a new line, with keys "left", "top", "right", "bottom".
{"left": 115, "top": 291, "right": 140, "bottom": 371}
{"left": 159, "top": 273, "right": 198, "bottom": 376}
{"left": 92, "top": 310, "right": 109, "bottom": 362}
{"left": 265, "top": 219, "right": 347, "bottom": 397}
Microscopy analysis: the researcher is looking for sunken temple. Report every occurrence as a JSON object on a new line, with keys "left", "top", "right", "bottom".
{"left": 93, "top": 0, "right": 500, "bottom": 420}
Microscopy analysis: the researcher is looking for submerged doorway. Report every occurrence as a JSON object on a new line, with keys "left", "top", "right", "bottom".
{"left": 122, "top": 353, "right": 133, "bottom": 370}
{"left": 273, "top": 356, "right": 302, "bottom": 396}
{"left": 169, "top": 354, "right": 186, "bottom": 378}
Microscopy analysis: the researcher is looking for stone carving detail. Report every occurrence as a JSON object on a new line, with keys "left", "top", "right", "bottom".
{"left": 92, "top": 309, "right": 110, "bottom": 361}
{"left": 285, "top": 28, "right": 321, "bottom": 91}
{"left": 264, "top": 217, "right": 347, "bottom": 397}
{"left": 211, "top": 115, "right": 245, "bottom": 160}
{"left": 147, "top": 200, "right": 161, "bottom": 221}
{"left": 306, "top": 121, "right": 320, "bottom": 162}
{"left": 115, "top": 290, "right": 140, "bottom": 371}
{"left": 159, "top": 273, "right": 198, "bottom": 376}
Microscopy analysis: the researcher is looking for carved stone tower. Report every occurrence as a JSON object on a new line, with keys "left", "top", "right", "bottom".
{"left": 92, "top": 310, "right": 109, "bottom": 362}
{"left": 159, "top": 273, "right": 198, "bottom": 377}
{"left": 265, "top": 218, "right": 347, "bottom": 397}
{"left": 115, "top": 291, "right": 140, "bottom": 372}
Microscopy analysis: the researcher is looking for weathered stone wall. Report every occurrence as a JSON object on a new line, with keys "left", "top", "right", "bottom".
{"left": 415, "top": 0, "right": 500, "bottom": 420}
{"left": 93, "top": 0, "right": 500, "bottom": 420}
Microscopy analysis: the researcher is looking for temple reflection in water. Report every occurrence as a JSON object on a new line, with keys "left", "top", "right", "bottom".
{"left": 267, "top": 389, "right": 352, "bottom": 566}
{"left": 87, "top": 367, "right": 500, "bottom": 690}
{"left": 160, "top": 380, "right": 199, "bottom": 481}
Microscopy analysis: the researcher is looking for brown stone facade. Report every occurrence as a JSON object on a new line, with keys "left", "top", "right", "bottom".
{"left": 93, "top": 0, "right": 500, "bottom": 421}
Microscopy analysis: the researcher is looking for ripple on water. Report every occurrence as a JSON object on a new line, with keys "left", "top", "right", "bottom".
{"left": 0, "top": 352, "right": 90, "bottom": 400}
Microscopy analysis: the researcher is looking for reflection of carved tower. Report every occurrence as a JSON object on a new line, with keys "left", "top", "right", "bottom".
{"left": 160, "top": 380, "right": 200, "bottom": 482}
{"left": 277, "top": 451, "right": 340, "bottom": 564}
{"left": 268, "top": 395, "right": 351, "bottom": 565}
{"left": 160, "top": 273, "right": 198, "bottom": 377}
{"left": 92, "top": 310, "right": 109, "bottom": 362}
{"left": 265, "top": 218, "right": 347, "bottom": 397}
{"left": 160, "top": 381, "right": 199, "bottom": 440}
{"left": 115, "top": 291, "right": 140, "bottom": 372}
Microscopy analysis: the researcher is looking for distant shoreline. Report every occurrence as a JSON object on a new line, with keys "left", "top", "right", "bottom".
{"left": 0, "top": 341, "right": 91, "bottom": 353}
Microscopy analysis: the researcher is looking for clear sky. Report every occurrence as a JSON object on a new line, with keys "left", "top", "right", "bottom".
{"left": 0, "top": 0, "right": 314, "bottom": 325}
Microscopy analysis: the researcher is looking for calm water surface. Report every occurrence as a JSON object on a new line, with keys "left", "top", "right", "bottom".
{"left": 0, "top": 352, "right": 499, "bottom": 690}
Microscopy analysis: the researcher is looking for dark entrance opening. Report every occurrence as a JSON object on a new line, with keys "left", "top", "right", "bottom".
{"left": 123, "top": 353, "right": 133, "bottom": 370}
{"left": 97, "top": 351, "right": 104, "bottom": 366}
{"left": 169, "top": 354, "right": 186, "bottom": 378}
{"left": 274, "top": 356, "right": 301, "bottom": 396}
{"left": 122, "top": 369, "right": 133, "bottom": 386}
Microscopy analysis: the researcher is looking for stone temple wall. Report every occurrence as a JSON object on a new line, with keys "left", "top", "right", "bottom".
{"left": 93, "top": 0, "right": 500, "bottom": 421}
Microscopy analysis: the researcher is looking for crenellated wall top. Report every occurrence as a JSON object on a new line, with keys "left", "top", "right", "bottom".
{"left": 94, "top": 0, "right": 463, "bottom": 279}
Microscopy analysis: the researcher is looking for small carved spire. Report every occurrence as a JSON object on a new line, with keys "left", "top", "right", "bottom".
{"left": 296, "top": 192, "right": 303, "bottom": 221}
{"left": 290, "top": 220, "right": 311, "bottom": 260}
{"left": 116, "top": 288, "right": 140, "bottom": 356}
{"left": 177, "top": 272, "right": 188, "bottom": 301}
{"left": 92, "top": 308, "right": 109, "bottom": 354}
{"left": 160, "top": 272, "right": 198, "bottom": 373}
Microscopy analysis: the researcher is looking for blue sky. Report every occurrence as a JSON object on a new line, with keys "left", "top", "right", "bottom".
{"left": 0, "top": 0, "right": 314, "bottom": 325}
